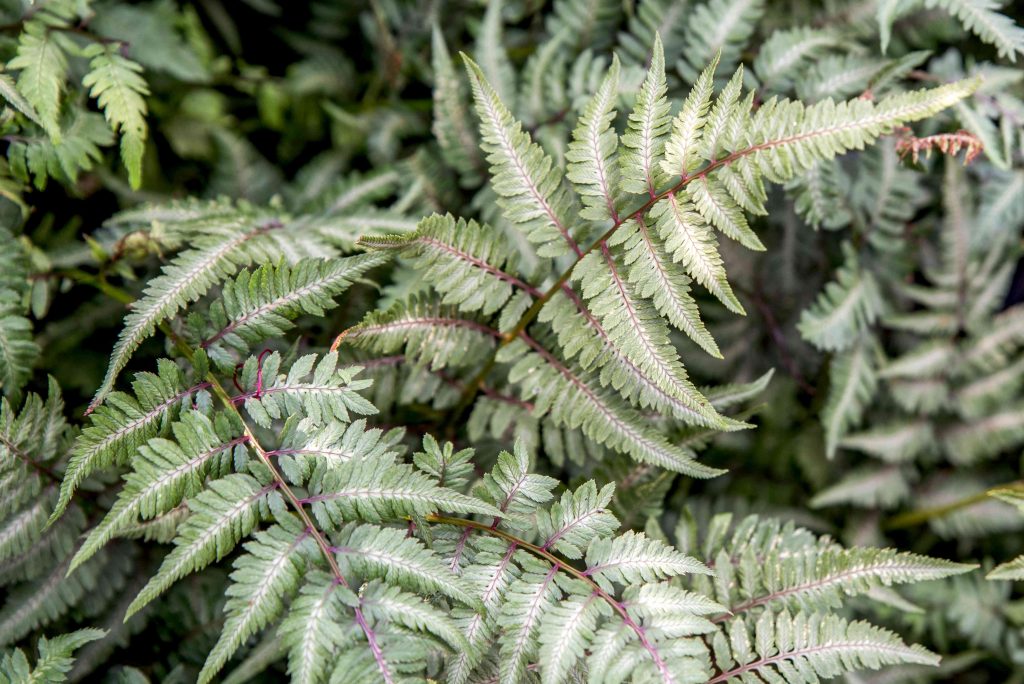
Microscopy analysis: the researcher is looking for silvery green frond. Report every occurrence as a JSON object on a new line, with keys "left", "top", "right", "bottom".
{"left": 360, "top": 213, "right": 528, "bottom": 315}
{"left": 240, "top": 352, "right": 376, "bottom": 430}
{"left": 565, "top": 56, "right": 622, "bottom": 223}
{"left": 199, "top": 516, "right": 315, "bottom": 683}
{"left": 345, "top": 295, "right": 498, "bottom": 371}
{"left": 585, "top": 530, "right": 710, "bottom": 591}
{"left": 679, "top": 0, "right": 765, "bottom": 82}
{"left": 125, "top": 473, "right": 278, "bottom": 619}
{"left": 70, "top": 410, "right": 248, "bottom": 572}
{"left": 195, "top": 255, "right": 387, "bottom": 370}
{"left": 821, "top": 338, "right": 879, "bottom": 458}
{"left": 535, "top": 480, "right": 618, "bottom": 559}
{"left": 53, "top": 359, "right": 197, "bottom": 522}
{"left": 463, "top": 57, "right": 579, "bottom": 257}
{"left": 335, "top": 523, "right": 476, "bottom": 605}
{"left": 479, "top": 439, "right": 559, "bottom": 522}
{"left": 619, "top": 34, "right": 671, "bottom": 198}
{"left": 305, "top": 453, "right": 499, "bottom": 528}
{"left": 278, "top": 570, "right": 359, "bottom": 684}
{"left": 798, "top": 245, "right": 885, "bottom": 352}
{"left": 708, "top": 611, "right": 939, "bottom": 682}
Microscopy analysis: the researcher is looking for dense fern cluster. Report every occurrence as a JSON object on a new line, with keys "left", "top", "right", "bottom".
{"left": 2, "top": 0, "right": 1024, "bottom": 682}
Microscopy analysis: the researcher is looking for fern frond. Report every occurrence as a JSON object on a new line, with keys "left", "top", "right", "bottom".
{"left": 89, "top": 214, "right": 281, "bottom": 412}
{"left": 0, "top": 290, "right": 38, "bottom": 399}
{"left": 125, "top": 473, "right": 277, "bottom": 619}
{"left": 7, "top": 111, "right": 113, "bottom": 190}
{"left": 924, "top": 0, "right": 1024, "bottom": 62}
{"left": 82, "top": 44, "right": 149, "bottom": 188}
{"left": 708, "top": 611, "right": 938, "bottom": 682}
{"left": 239, "top": 352, "right": 376, "bottom": 430}
{"left": 840, "top": 421, "right": 935, "bottom": 463}
{"left": 69, "top": 411, "right": 248, "bottom": 572}
{"left": 811, "top": 465, "right": 909, "bottom": 509}
{"left": 507, "top": 339, "right": 727, "bottom": 476}
{"left": 822, "top": 339, "right": 878, "bottom": 458}
{"left": 198, "top": 516, "right": 315, "bottom": 684}
{"left": 537, "top": 593, "right": 607, "bottom": 684}
{"left": 721, "top": 546, "right": 973, "bottom": 617}
{"left": 573, "top": 247, "right": 722, "bottom": 426}
{"left": 359, "top": 213, "right": 531, "bottom": 315}
{"left": 197, "top": 255, "right": 386, "bottom": 369}
{"left": 754, "top": 26, "right": 840, "bottom": 90}
{"left": 477, "top": 440, "right": 558, "bottom": 522}
{"left": 536, "top": 481, "right": 618, "bottom": 559}
{"left": 277, "top": 570, "right": 356, "bottom": 684}
{"left": 679, "top": 0, "right": 765, "bottom": 81}
{"left": 344, "top": 295, "right": 499, "bottom": 371}
{"left": 619, "top": 34, "right": 670, "bottom": 198}
{"left": 619, "top": 217, "right": 721, "bottom": 357}
{"left": 585, "top": 530, "right": 710, "bottom": 590}
{"left": 7, "top": 20, "right": 68, "bottom": 140}
{"left": 304, "top": 453, "right": 499, "bottom": 528}
{"left": 334, "top": 523, "right": 475, "bottom": 605}
{"left": 52, "top": 359, "right": 197, "bottom": 523}
{"left": 431, "top": 26, "right": 481, "bottom": 185}
{"left": 0, "top": 628, "right": 106, "bottom": 683}
{"left": 566, "top": 56, "right": 622, "bottom": 223}
{"left": 798, "top": 245, "right": 885, "bottom": 351}
{"left": 496, "top": 555, "right": 563, "bottom": 683}
{"left": 663, "top": 55, "right": 719, "bottom": 180}
{"left": 463, "top": 56, "right": 579, "bottom": 257}
{"left": 360, "top": 579, "right": 469, "bottom": 651}
{"left": 649, "top": 193, "right": 743, "bottom": 315}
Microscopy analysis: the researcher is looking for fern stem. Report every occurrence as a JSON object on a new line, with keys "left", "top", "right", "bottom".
{"left": 203, "top": 374, "right": 395, "bottom": 683}
{"left": 883, "top": 480, "right": 1024, "bottom": 530}
{"left": 424, "top": 514, "right": 675, "bottom": 683}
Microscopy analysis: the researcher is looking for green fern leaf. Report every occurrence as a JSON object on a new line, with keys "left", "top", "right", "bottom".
{"left": 125, "top": 473, "right": 277, "bottom": 619}
{"left": 585, "top": 530, "right": 710, "bottom": 591}
{"left": 81, "top": 44, "right": 149, "bottom": 188}
{"left": 198, "top": 516, "right": 315, "bottom": 684}
{"left": 305, "top": 453, "right": 500, "bottom": 528}
{"left": 798, "top": 245, "right": 885, "bottom": 352}
{"left": 198, "top": 255, "right": 386, "bottom": 369}
{"left": 0, "top": 628, "right": 106, "bottom": 683}
{"left": 709, "top": 611, "right": 938, "bottom": 682}
{"left": 277, "top": 570, "right": 358, "bottom": 684}
{"left": 360, "top": 213, "right": 528, "bottom": 315}
{"left": 240, "top": 352, "right": 376, "bottom": 430}
{"left": 89, "top": 215, "right": 279, "bottom": 412}
{"left": 619, "top": 34, "right": 671, "bottom": 198}
{"left": 52, "top": 359, "right": 196, "bottom": 523}
{"left": 336, "top": 524, "right": 475, "bottom": 605}
{"left": 566, "top": 56, "right": 622, "bottom": 223}
{"left": 822, "top": 338, "right": 878, "bottom": 458}
{"left": 7, "top": 21, "right": 68, "bottom": 141}
{"left": 0, "top": 290, "right": 38, "bottom": 399}
{"left": 463, "top": 56, "right": 579, "bottom": 257}
{"left": 69, "top": 411, "right": 248, "bottom": 573}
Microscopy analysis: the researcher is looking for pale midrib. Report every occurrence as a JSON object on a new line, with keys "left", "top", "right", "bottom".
{"left": 723, "top": 558, "right": 940, "bottom": 617}
{"left": 202, "top": 275, "right": 341, "bottom": 348}
{"left": 482, "top": 90, "right": 579, "bottom": 255}
{"left": 708, "top": 640, "right": 924, "bottom": 683}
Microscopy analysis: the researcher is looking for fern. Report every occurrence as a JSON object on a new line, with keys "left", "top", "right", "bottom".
{"left": 81, "top": 44, "right": 149, "bottom": 189}
{"left": 3, "top": 5, "right": 1014, "bottom": 682}
{"left": 1, "top": 629, "right": 106, "bottom": 683}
